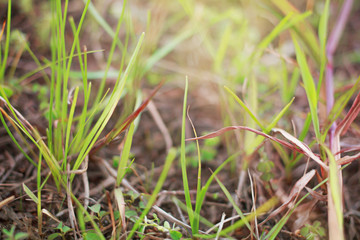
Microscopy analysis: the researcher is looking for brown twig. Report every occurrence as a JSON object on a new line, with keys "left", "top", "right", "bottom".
{"left": 106, "top": 191, "right": 116, "bottom": 239}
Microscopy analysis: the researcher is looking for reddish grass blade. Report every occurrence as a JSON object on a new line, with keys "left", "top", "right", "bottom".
{"left": 90, "top": 81, "right": 164, "bottom": 154}
{"left": 336, "top": 152, "right": 360, "bottom": 166}
{"left": 305, "top": 187, "right": 327, "bottom": 201}
{"left": 187, "top": 126, "right": 328, "bottom": 169}
{"left": 261, "top": 170, "right": 316, "bottom": 224}
{"left": 335, "top": 90, "right": 360, "bottom": 136}
{"left": 272, "top": 128, "right": 326, "bottom": 169}
{"left": 0, "top": 21, "right": 5, "bottom": 41}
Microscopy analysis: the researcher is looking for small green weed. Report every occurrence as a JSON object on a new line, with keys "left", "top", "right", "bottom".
{"left": 85, "top": 204, "right": 109, "bottom": 229}
{"left": 1, "top": 227, "right": 28, "bottom": 240}
{"left": 300, "top": 221, "right": 326, "bottom": 240}
{"left": 48, "top": 222, "right": 72, "bottom": 240}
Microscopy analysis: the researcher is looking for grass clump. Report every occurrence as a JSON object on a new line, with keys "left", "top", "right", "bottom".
{"left": 1, "top": 0, "right": 360, "bottom": 239}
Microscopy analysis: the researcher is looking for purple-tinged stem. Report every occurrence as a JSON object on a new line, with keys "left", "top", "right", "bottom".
{"left": 325, "top": 1, "right": 354, "bottom": 240}
{"left": 326, "top": 0, "right": 354, "bottom": 150}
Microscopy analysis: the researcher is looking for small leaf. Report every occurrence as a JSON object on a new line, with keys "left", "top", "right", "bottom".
{"left": 313, "top": 220, "right": 321, "bottom": 228}
{"left": 113, "top": 210, "right": 120, "bottom": 220}
{"left": 56, "top": 222, "right": 63, "bottom": 230}
{"left": 48, "top": 233, "right": 61, "bottom": 240}
{"left": 112, "top": 156, "right": 120, "bottom": 168}
{"left": 99, "top": 211, "right": 108, "bottom": 218}
{"left": 170, "top": 230, "right": 183, "bottom": 240}
{"left": 84, "top": 215, "right": 94, "bottom": 222}
{"left": 260, "top": 172, "right": 275, "bottom": 181}
{"left": 125, "top": 209, "right": 138, "bottom": 218}
{"left": 0, "top": 85, "right": 14, "bottom": 98}
{"left": 152, "top": 213, "right": 159, "bottom": 222}
{"left": 14, "top": 232, "right": 29, "bottom": 240}
{"left": 88, "top": 203, "right": 101, "bottom": 213}
{"left": 2, "top": 226, "right": 15, "bottom": 236}
{"left": 139, "top": 200, "right": 146, "bottom": 209}
{"left": 300, "top": 226, "right": 310, "bottom": 237}
{"left": 257, "top": 161, "right": 274, "bottom": 173}
{"left": 85, "top": 232, "right": 101, "bottom": 240}
{"left": 163, "top": 221, "right": 170, "bottom": 229}
{"left": 62, "top": 225, "right": 71, "bottom": 234}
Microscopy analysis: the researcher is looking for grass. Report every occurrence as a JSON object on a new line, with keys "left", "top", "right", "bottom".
{"left": 1, "top": 0, "right": 360, "bottom": 239}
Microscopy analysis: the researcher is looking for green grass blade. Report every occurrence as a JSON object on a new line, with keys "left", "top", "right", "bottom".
{"left": 323, "top": 145, "right": 344, "bottom": 239}
{"left": 271, "top": 0, "right": 320, "bottom": 63}
{"left": 317, "top": 0, "right": 330, "bottom": 96}
{"left": 116, "top": 123, "right": 135, "bottom": 186}
{"left": 298, "top": 112, "right": 312, "bottom": 141}
{"left": 183, "top": 100, "right": 206, "bottom": 232}
{"left": 93, "top": 0, "right": 128, "bottom": 106}
{"left": 0, "top": 113, "right": 37, "bottom": 166}
{"left": 85, "top": 0, "right": 124, "bottom": 51}
{"left": 245, "top": 97, "right": 294, "bottom": 155}
{"left": 71, "top": 33, "right": 145, "bottom": 181}
{"left": 127, "top": 148, "right": 177, "bottom": 239}
{"left": 267, "top": 97, "right": 294, "bottom": 131}
{"left": 63, "top": 87, "right": 79, "bottom": 170}
{"left": 292, "top": 35, "right": 321, "bottom": 141}
{"left": 193, "top": 154, "right": 238, "bottom": 235}
{"left": 188, "top": 109, "right": 202, "bottom": 233}
{"left": 265, "top": 177, "right": 329, "bottom": 239}
{"left": 176, "top": 0, "right": 194, "bottom": 16}
{"left": 0, "top": 102, "right": 62, "bottom": 187}
{"left": 287, "top": 67, "right": 300, "bottom": 103}
{"left": 16, "top": 50, "right": 102, "bottom": 83}
{"left": 23, "top": 183, "right": 38, "bottom": 204}
{"left": 214, "top": 23, "right": 232, "bottom": 73}
{"left": 180, "top": 77, "right": 194, "bottom": 230}
{"left": 37, "top": 153, "right": 43, "bottom": 235}
{"left": 70, "top": 191, "right": 106, "bottom": 240}
{"left": 224, "top": 86, "right": 265, "bottom": 131}
{"left": 0, "top": 0, "right": 11, "bottom": 82}
{"left": 142, "top": 29, "right": 194, "bottom": 75}
{"left": 195, "top": 197, "right": 278, "bottom": 239}
{"left": 61, "top": 0, "right": 91, "bottom": 148}
{"left": 254, "top": 11, "right": 311, "bottom": 62}
{"left": 214, "top": 175, "right": 252, "bottom": 232}
{"left": 219, "top": 197, "right": 277, "bottom": 236}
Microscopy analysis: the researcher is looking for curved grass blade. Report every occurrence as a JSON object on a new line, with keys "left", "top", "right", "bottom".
{"left": 335, "top": 85, "right": 360, "bottom": 136}
{"left": 260, "top": 170, "right": 315, "bottom": 224}
{"left": 180, "top": 77, "right": 194, "bottom": 230}
{"left": 187, "top": 126, "right": 327, "bottom": 169}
